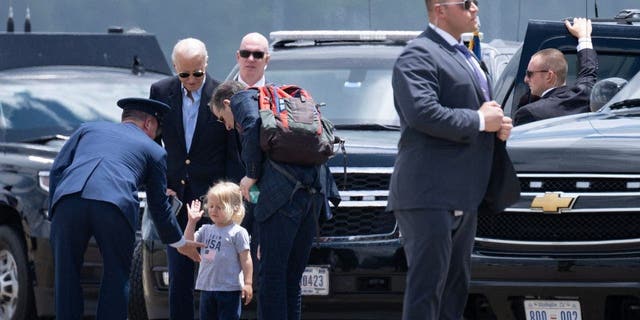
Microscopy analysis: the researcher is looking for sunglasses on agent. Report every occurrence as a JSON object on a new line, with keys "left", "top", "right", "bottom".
{"left": 238, "top": 50, "right": 266, "bottom": 60}
{"left": 178, "top": 70, "right": 205, "bottom": 78}
{"left": 526, "top": 70, "right": 549, "bottom": 78}
{"left": 435, "top": 0, "right": 478, "bottom": 10}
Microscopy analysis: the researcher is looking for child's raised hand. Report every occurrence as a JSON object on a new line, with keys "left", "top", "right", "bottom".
{"left": 186, "top": 200, "right": 203, "bottom": 222}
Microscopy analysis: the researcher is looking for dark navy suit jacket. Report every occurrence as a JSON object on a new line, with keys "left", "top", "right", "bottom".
{"left": 150, "top": 75, "right": 243, "bottom": 203}
{"left": 514, "top": 48, "right": 598, "bottom": 125}
{"left": 48, "top": 122, "right": 183, "bottom": 244}
{"left": 387, "top": 27, "right": 497, "bottom": 213}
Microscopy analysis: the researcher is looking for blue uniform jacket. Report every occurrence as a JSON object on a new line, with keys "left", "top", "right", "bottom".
{"left": 48, "top": 121, "right": 183, "bottom": 244}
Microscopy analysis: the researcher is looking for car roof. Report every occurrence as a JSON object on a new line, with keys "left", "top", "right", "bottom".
{"left": 269, "top": 44, "right": 405, "bottom": 61}
{"left": 0, "top": 31, "right": 172, "bottom": 75}
{"left": 270, "top": 30, "right": 420, "bottom": 49}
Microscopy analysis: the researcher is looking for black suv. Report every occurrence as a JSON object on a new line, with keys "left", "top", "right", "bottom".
{"left": 0, "top": 30, "right": 171, "bottom": 319}
{"left": 138, "top": 30, "right": 417, "bottom": 319}
{"left": 139, "top": 30, "right": 518, "bottom": 319}
{"left": 139, "top": 14, "right": 640, "bottom": 320}
{"left": 468, "top": 14, "right": 640, "bottom": 320}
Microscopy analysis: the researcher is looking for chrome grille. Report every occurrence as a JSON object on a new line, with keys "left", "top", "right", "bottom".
{"left": 479, "top": 174, "right": 640, "bottom": 245}
{"left": 324, "top": 168, "right": 394, "bottom": 238}
{"left": 477, "top": 211, "right": 640, "bottom": 241}
{"left": 519, "top": 175, "right": 640, "bottom": 192}
{"left": 320, "top": 206, "right": 396, "bottom": 237}
{"left": 332, "top": 172, "right": 391, "bottom": 191}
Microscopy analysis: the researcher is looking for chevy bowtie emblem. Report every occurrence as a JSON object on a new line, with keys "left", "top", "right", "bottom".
{"left": 530, "top": 192, "right": 577, "bottom": 214}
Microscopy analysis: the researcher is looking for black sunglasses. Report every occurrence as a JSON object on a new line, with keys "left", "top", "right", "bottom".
{"left": 526, "top": 69, "right": 549, "bottom": 78}
{"left": 238, "top": 50, "right": 266, "bottom": 60}
{"left": 178, "top": 70, "right": 205, "bottom": 78}
{"left": 436, "top": 0, "right": 478, "bottom": 10}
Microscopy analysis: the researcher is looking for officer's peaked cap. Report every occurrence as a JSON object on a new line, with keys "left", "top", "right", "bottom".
{"left": 117, "top": 98, "right": 171, "bottom": 121}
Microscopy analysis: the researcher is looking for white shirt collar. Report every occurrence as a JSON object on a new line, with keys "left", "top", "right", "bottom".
{"left": 541, "top": 87, "right": 557, "bottom": 98}
{"left": 237, "top": 74, "right": 265, "bottom": 87}
{"left": 429, "top": 23, "right": 463, "bottom": 47}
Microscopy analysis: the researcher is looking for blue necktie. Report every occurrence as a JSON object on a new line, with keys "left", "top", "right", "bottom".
{"left": 455, "top": 44, "right": 490, "bottom": 101}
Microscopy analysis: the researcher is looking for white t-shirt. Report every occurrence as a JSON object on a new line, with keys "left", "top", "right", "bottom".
{"left": 193, "top": 223, "right": 250, "bottom": 291}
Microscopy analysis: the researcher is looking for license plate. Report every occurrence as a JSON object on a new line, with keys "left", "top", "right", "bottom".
{"left": 524, "top": 300, "right": 582, "bottom": 320}
{"left": 300, "top": 266, "right": 329, "bottom": 295}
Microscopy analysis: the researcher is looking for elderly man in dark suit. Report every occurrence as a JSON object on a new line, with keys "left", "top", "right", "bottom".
{"left": 387, "top": 0, "right": 515, "bottom": 319}
{"left": 149, "top": 38, "right": 242, "bottom": 319}
{"left": 514, "top": 18, "right": 597, "bottom": 125}
{"left": 49, "top": 98, "right": 203, "bottom": 320}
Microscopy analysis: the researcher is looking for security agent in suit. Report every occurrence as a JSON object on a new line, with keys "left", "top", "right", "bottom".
{"left": 233, "top": 31, "right": 270, "bottom": 255}
{"left": 388, "top": 1, "right": 513, "bottom": 319}
{"left": 149, "top": 38, "right": 242, "bottom": 319}
{"left": 210, "top": 81, "right": 326, "bottom": 320}
{"left": 514, "top": 17, "right": 598, "bottom": 126}
{"left": 235, "top": 32, "right": 270, "bottom": 87}
{"left": 48, "top": 98, "right": 204, "bottom": 320}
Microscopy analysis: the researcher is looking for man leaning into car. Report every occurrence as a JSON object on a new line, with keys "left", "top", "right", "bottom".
{"left": 514, "top": 17, "right": 598, "bottom": 125}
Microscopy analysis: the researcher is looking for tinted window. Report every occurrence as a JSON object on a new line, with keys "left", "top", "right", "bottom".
{"left": 509, "top": 52, "right": 640, "bottom": 116}
{"left": 266, "top": 57, "right": 398, "bottom": 127}
{"left": 0, "top": 67, "right": 165, "bottom": 142}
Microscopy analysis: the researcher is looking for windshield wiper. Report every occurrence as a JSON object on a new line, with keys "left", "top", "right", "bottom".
{"left": 334, "top": 124, "right": 400, "bottom": 131}
{"left": 608, "top": 99, "right": 640, "bottom": 110}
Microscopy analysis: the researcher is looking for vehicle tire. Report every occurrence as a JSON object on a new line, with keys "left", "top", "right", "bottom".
{"left": 128, "top": 240, "right": 148, "bottom": 320}
{"left": 0, "top": 225, "right": 35, "bottom": 320}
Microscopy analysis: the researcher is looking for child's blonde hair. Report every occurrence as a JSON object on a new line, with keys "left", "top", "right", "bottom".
{"left": 206, "top": 181, "right": 245, "bottom": 225}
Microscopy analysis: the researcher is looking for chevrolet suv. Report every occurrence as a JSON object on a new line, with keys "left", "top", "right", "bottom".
{"left": 139, "top": 13, "right": 640, "bottom": 320}
{"left": 468, "top": 13, "right": 640, "bottom": 320}
{"left": 138, "top": 30, "right": 516, "bottom": 319}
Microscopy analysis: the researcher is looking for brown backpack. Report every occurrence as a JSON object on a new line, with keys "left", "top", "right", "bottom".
{"left": 255, "top": 85, "right": 337, "bottom": 166}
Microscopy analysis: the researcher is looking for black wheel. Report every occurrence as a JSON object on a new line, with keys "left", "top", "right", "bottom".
{"left": 128, "top": 240, "right": 148, "bottom": 320}
{"left": 0, "top": 225, "right": 34, "bottom": 320}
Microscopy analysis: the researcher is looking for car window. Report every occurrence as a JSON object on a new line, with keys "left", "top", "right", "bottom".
{"left": 0, "top": 67, "right": 165, "bottom": 142}
{"left": 266, "top": 57, "right": 398, "bottom": 127}
{"left": 508, "top": 51, "right": 640, "bottom": 116}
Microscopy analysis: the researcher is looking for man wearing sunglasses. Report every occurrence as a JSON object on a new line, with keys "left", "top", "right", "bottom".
{"left": 514, "top": 17, "right": 597, "bottom": 126}
{"left": 388, "top": 1, "right": 516, "bottom": 319}
{"left": 235, "top": 32, "right": 270, "bottom": 87}
{"left": 149, "top": 38, "right": 243, "bottom": 320}
{"left": 233, "top": 32, "right": 270, "bottom": 268}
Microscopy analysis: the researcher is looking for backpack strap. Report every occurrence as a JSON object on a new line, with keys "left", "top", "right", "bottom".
{"left": 268, "top": 85, "right": 291, "bottom": 128}
{"left": 268, "top": 159, "right": 317, "bottom": 202}
{"left": 268, "top": 158, "right": 323, "bottom": 246}
{"left": 256, "top": 86, "right": 273, "bottom": 112}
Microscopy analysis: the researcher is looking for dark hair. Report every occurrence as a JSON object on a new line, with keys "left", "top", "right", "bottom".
{"left": 209, "top": 80, "right": 246, "bottom": 114}
{"left": 121, "top": 109, "right": 150, "bottom": 122}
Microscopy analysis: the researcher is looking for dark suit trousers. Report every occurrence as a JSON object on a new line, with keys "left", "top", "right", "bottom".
{"left": 50, "top": 193, "right": 134, "bottom": 320}
{"left": 168, "top": 184, "right": 197, "bottom": 320}
{"left": 394, "top": 208, "right": 477, "bottom": 320}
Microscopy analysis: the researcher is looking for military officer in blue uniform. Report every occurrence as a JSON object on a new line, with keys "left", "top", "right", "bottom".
{"left": 48, "top": 98, "right": 204, "bottom": 320}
